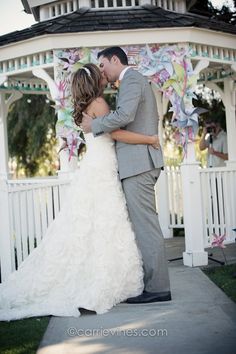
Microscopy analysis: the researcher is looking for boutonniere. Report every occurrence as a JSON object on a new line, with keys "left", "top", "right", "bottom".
{"left": 111, "top": 80, "right": 120, "bottom": 91}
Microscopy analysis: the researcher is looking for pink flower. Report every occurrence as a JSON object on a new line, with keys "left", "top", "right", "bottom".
{"left": 211, "top": 233, "right": 226, "bottom": 249}
{"left": 56, "top": 80, "right": 68, "bottom": 108}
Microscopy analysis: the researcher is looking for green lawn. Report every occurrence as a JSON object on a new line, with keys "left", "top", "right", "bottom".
{"left": 0, "top": 316, "right": 50, "bottom": 354}
{"left": 203, "top": 263, "right": 236, "bottom": 303}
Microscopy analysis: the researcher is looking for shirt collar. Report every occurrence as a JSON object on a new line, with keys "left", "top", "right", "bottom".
{"left": 119, "top": 66, "right": 130, "bottom": 81}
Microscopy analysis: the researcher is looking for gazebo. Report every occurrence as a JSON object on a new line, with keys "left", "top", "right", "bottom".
{"left": 0, "top": 0, "right": 235, "bottom": 281}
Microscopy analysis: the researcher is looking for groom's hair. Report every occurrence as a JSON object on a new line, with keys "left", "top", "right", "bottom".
{"left": 97, "top": 47, "right": 128, "bottom": 65}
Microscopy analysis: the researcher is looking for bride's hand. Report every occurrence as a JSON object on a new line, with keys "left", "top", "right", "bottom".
{"left": 81, "top": 112, "right": 93, "bottom": 133}
{"left": 151, "top": 135, "right": 160, "bottom": 149}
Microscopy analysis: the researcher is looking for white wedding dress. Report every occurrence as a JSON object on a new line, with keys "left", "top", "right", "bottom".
{"left": 0, "top": 133, "right": 144, "bottom": 321}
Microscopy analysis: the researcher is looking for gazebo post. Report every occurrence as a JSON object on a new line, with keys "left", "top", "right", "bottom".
{"left": 180, "top": 59, "right": 210, "bottom": 266}
{"left": 224, "top": 75, "right": 236, "bottom": 168}
{"left": 57, "top": 147, "right": 78, "bottom": 179}
{"left": 53, "top": 60, "right": 79, "bottom": 179}
{"left": 32, "top": 67, "right": 78, "bottom": 179}
{"left": 181, "top": 150, "right": 208, "bottom": 267}
{"left": 0, "top": 90, "right": 22, "bottom": 281}
{"left": 0, "top": 93, "right": 9, "bottom": 180}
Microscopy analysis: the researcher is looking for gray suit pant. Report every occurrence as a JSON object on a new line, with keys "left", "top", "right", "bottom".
{"left": 122, "top": 168, "right": 170, "bottom": 293}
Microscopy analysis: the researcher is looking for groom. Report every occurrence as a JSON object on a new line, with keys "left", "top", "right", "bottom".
{"left": 82, "top": 47, "right": 171, "bottom": 303}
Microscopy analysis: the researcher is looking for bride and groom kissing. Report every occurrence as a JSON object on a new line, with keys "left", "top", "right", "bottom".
{"left": 81, "top": 46, "right": 171, "bottom": 304}
{"left": 0, "top": 46, "right": 171, "bottom": 321}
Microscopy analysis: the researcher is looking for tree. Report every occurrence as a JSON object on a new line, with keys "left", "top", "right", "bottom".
{"left": 190, "top": 0, "right": 236, "bottom": 24}
{"left": 7, "top": 94, "right": 58, "bottom": 177}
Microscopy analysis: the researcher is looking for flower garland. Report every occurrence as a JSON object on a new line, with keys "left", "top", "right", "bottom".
{"left": 55, "top": 44, "right": 202, "bottom": 159}
{"left": 138, "top": 44, "right": 204, "bottom": 154}
{"left": 54, "top": 48, "right": 97, "bottom": 160}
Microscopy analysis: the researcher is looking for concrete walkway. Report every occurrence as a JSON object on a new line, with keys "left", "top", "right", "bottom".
{"left": 37, "top": 240, "right": 236, "bottom": 354}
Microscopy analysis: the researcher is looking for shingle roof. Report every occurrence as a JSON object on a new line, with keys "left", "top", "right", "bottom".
{"left": 0, "top": 5, "right": 235, "bottom": 47}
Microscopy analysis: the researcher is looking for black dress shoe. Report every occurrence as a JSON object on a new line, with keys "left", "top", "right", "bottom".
{"left": 126, "top": 291, "right": 171, "bottom": 304}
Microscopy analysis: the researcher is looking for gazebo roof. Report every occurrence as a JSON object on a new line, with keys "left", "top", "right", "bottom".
{"left": 0, "top": 5, "right": 236, "bottom": 47}
{"left": 0, "top": 3, "right": 235, "bottom": 96}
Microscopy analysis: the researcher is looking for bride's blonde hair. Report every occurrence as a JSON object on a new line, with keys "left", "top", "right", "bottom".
{"left": 71, "top": 63, "right": 103, "bottom": 126}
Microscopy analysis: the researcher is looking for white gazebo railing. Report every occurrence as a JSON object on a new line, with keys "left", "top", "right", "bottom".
{"left": 0, "top": 178, "right": 70, "bottom": 281}
{"left": 200, "top": 166, "right": 236, "bottom": 248}
{"left": 0, "top": 51, "right": 54, "bottom": 76}
{"left": 1, "top": 164, "right": 236, "bottom": 281}
{"left": 158, "top": 164, "right": 236, "bottom": 266}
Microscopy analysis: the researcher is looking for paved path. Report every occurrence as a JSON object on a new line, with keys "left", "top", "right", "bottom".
{"left": 37, "top": 262, "right": 236, "bottom": 354}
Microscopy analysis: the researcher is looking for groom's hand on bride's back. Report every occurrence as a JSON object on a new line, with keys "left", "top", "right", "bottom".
{"left": 81, "top": 112, "right": 93, "bottom": 133}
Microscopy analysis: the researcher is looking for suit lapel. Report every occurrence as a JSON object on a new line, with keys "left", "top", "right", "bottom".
{"left": 116, "top": 68, "right": 133, "bottom": 106}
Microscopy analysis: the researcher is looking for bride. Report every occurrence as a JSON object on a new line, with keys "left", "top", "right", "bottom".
{"left": 0, "top": 64, "right": 160, "bottom": 321}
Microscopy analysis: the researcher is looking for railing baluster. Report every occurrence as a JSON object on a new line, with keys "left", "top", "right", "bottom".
{"left": 169, "top": 166, "right": 175, "bottom": 227}
{"left": 39, "top": 188, "right": 47, "bottom": 239}
{"left": 13, "top": 192, "right": 23, "bottom": 267}
{"left": 20, "top": 190, "right": 28, "bottom": 258}
{"left": 46, "top": 187, "right": 54, "bottom": 225}
{"left": 27, "top": 189, "right": 35, "bottom": 252}
{"left": 8, "top": 192, "right": 16, "bottom": 271}
{"left": 33, "top": 188, "right": 42, "bottom": 247}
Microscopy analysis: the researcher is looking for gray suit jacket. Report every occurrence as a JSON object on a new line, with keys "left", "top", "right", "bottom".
{"left": 92, "top": 68, "right": 164, "bottom": 180}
